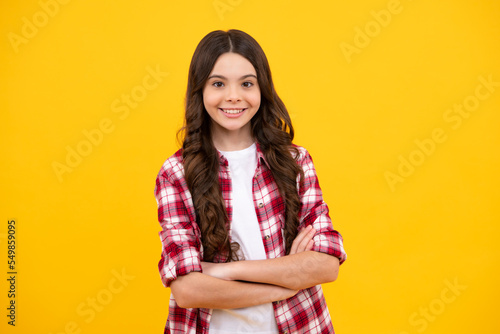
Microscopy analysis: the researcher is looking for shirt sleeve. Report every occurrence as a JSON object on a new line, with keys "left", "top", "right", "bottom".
{"left": 297, "top": 148, "right": 347, "bottom": 264}
{"left": 155, "top": 168, "right": 203, "bottom": 287}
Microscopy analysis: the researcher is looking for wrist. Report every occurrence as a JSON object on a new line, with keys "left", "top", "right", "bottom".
{"left": 226, "top": 260, "right": 241, "bottom": 281}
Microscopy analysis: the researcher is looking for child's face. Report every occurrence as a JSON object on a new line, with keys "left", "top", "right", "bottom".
{"left": 203, "top": 52, "right": 261, "bottom": 145}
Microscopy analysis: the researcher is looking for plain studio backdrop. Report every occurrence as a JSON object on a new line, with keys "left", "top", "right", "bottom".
{"left": 1, "top": 0, "right": 499, "bottom": 333}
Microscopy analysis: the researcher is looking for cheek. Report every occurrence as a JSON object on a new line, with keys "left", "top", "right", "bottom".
{"left": 252, "top": 93, "right": 261, "bottom": 108}
{"left": 203, "top": 90, "right": 221, "bottom": 109}
{"left": 246, "top": 90, "right": 261, "bottom": 107}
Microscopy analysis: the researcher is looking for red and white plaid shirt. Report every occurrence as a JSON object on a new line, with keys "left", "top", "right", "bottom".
{"left": 155, "top": 144, "right": 347, "bottom": 334}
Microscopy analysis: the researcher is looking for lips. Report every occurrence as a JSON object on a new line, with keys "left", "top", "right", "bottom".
{"left": 219, "top": 108, "right": 246, "bottom": 115}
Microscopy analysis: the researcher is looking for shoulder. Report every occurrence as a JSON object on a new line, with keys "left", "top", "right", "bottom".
{"left": 291, "top": 144, "right": 313, "bottom": 165}
{"left": 156, "top": 149, "right": 185, "bottom": 183}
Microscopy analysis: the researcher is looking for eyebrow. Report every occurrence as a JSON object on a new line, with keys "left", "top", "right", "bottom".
{"left": 207, "top": 74, "right": 257, "bottom": 80}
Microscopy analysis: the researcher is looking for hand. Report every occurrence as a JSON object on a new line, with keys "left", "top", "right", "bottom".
{"left": 279, "top": 286, "right": 300, "bottom": 301}
{"left": 289, "top": 225, "right": 316, "bottom": 255}
{"left": 201, "top": 261, "right": 232, "bottom": 280}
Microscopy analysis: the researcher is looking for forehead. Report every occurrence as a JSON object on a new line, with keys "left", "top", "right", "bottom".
{"left": 210, "top": 52, "right": 257, "bottom": 76}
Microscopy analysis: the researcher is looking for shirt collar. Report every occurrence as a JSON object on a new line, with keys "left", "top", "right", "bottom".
{"left": 255, "top": 142, "right": 271, "bottom": 169}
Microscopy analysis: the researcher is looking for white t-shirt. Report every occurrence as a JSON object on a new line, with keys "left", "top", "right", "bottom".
{"left": 209, "top": 143, "right": 279, "bottom": 334}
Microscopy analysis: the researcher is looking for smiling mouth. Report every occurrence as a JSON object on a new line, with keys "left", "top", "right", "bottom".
{"left": 219, "top": 108, "right": 246, "bottom": 114}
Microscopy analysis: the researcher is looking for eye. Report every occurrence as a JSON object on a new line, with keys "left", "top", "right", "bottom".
{"left": 242, "top": 81, "right": 254, "bottom": 88}
{"left": 212, "top": 81, "right": 224, "bottom": 88}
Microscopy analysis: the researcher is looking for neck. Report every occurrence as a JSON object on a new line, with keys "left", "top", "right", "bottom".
{"left": 211, "top": 128, "right": 254, "bottom": 151}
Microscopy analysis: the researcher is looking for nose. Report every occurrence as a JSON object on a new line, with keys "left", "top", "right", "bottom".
{"left": 225, "top": 85, "right": 241, "bottom": 102}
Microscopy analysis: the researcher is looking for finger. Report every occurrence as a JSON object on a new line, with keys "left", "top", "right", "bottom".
{"left": 296, "top": 227, "right": 316, "bottom": 253}
{"left": 290, "top": 225, "right": 311, "bottom": 254}
{"left": 290, "top": 225, "right": 315, "bottom": 254}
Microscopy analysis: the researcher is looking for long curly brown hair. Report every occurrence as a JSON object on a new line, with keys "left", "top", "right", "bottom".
{"left": 180, "top": 29, "right": 304, "bottom": 262}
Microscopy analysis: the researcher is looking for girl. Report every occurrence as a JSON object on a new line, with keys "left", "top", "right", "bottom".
{"left": 155, "top": 29, "right": 347, "bottom": 334}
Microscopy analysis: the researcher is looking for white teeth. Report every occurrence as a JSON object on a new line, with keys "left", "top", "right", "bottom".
{"left": 221, "top": 109, "right": 245, "bottom": 114}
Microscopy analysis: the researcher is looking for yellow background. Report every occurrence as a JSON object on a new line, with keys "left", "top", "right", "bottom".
{"left": 1, "top": 0, "right": 499, "bottom": 333}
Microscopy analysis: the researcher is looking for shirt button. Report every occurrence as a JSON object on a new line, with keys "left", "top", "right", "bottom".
{"left": 258, "top": 203, "right": 264, "bottom": 208}
{"left": 265, "top": 235, "right": 270, "bottom": 240}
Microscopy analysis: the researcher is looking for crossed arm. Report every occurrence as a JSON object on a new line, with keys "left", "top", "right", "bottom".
{"left": 170, "top": 226, "right": 340, "bottom": 309}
